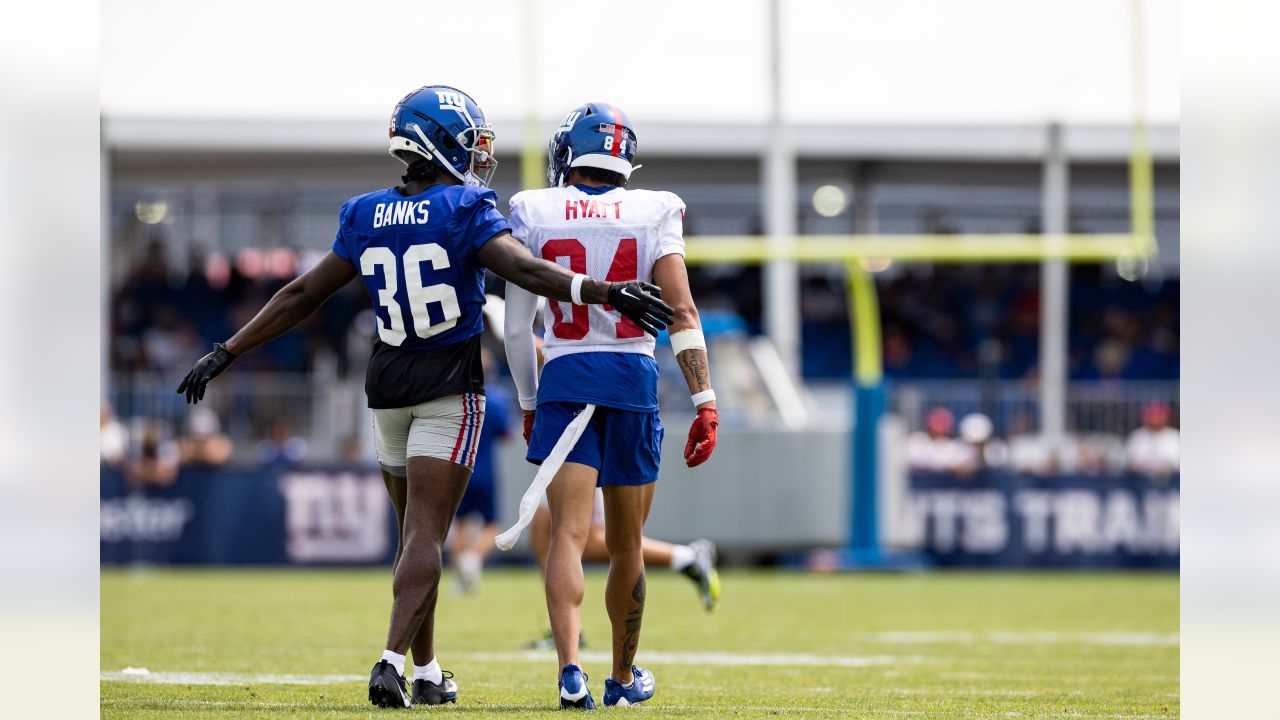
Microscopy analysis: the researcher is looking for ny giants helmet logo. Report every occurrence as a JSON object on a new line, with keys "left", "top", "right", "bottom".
{"left": 436, "top": 90, "right": 468, "bottom": 113}
{"left": 557, "top": 111, "right": 581, "bottom": 132}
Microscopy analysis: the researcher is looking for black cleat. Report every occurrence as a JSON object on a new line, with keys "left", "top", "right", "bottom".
{"left": 368, "top": 660, "right": 411, "bottom": 709}
{"left": 682, "top": 539, "right": 722, "bottom": 611}
{"left": 411, "top": 671, "right": 458, "bottom": 705}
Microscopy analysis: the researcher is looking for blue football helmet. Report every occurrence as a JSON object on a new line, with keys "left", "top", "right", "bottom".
{"left": 388, "top": 85, "right": 497, "bottom": 187}
{"left": 547, "top": 103, "right": 640, "bottom": 187}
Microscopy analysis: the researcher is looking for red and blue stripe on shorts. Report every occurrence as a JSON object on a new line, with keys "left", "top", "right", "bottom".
{"left": 450, "top": 393, "right": 484, "bottom": 468}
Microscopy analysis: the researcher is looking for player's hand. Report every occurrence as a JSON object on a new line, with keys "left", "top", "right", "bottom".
{"left": 176, "top": 343, "right": 236, "bottom": 405}
{"left": 607, "top": 281, "right": 674, "bottom": 337}
{"left": 684, "top": 406, "right": 719, "bottom": 467}
{"left": 523, "top": 411, "right": 535, "bottom": 445}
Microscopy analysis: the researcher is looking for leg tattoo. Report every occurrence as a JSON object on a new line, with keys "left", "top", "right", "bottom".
{"left": 620, "top": 574, "right": 646, "bottom": 670}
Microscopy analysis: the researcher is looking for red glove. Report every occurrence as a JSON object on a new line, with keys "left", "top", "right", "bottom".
{"left": 523, "top": 411, "right": 535, "bottom": 445}
{"left": 683, "top": 407, "right": 719, "bottom": 467}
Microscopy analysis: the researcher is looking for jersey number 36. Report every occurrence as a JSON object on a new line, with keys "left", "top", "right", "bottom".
{"left": 360, "top": 243, "right": 460, "bottom": 346}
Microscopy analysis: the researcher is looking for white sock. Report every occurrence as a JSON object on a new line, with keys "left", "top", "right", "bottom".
{"left": 380, "top": 649, "right": 406, "bottom": 676}
{"left": 414, "top": 657, "right": 443, "bottom": 685}
{"left": 458, "top": 551, "right": 482, "bottom": 577}
{"left": 670, "top": 544, "right": 697, "bottom": 570}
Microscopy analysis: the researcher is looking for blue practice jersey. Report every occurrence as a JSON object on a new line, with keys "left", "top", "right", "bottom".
{"left": 332, "top": 184, "right": 509, "bottom": 352}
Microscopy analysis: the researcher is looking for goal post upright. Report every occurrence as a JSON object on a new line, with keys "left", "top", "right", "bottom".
{"left": 673, "top": 1, "right": 1156, "bottom": 567}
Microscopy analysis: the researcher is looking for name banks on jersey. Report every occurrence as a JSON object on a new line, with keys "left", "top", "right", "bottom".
{"left": 508, "top": 184, "right": 686, "bottom": 411}
{"left": 332, "top": 185, "right": 509, "bottom": 352}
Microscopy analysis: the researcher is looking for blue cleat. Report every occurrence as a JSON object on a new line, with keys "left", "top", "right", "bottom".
{"left": 558, "top": 663, "right": 595, "bottom": 710}
{"left": 602, "top": 666, "right": 655, "bottom": 707}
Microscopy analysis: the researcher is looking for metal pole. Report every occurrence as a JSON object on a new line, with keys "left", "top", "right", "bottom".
{"left": 763, "top": 0, "right": 800, "bottom": 377}
{"left": 520, "top": 0, "right": 544, "bottom": 192}
{"left": 1129, "top": 0, "right": 1155, "bottom": 250}
{"left": 101, "top": 129, "right": 111, "bottom": 402}
{"left": 1040, "top": 122, "right": 1069, "bottom": 455}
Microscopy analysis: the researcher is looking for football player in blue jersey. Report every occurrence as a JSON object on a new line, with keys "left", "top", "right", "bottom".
{"left": 175, "top": 86, "right": 673, "bottom": 709}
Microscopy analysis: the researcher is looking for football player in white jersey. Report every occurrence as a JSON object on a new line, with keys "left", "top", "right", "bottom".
{"left": 503, "top": 103, "right": 720, "bottom": 709}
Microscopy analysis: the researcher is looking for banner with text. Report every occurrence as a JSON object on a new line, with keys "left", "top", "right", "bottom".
{"left": 100, "top": 465, "right": 396, "bottom": 566}
{"left": 897, "top": 472, "right": 1179, "bottom": 567}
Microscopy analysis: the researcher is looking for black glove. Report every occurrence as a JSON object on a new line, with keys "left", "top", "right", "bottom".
{"left": 176, "top": 342, "right": 237, "bottom": 405}
{"left": 607, "top": 281, "right": 675, "bottom": 337}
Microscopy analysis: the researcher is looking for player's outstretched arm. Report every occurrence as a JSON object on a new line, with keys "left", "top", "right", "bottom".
{"left": 503, "top": 283, "right": 541, "bottom": 443}
{"left": 176, "top": 251, "right": 357, "bottom": 404}
{"left": 652, "top": 253, "right": 719, "bottom": 467}
{"left": 477, "top": 233, "right": 674, "bottom": 335}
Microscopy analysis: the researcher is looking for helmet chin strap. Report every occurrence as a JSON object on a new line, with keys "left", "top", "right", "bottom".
{"left": 408, "top": 122, "right": 479, "bottom": 186}
{"left": 556, "top": 147, "right": 575, "bottom": 187}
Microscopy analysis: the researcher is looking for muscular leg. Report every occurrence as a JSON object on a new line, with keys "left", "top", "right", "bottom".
{"left": 383, "top": 468, "right": 437, "bottom": 665}
{"left": 544, "top": 462, "right": 599, "bottom": 670}
{"left": 448, "top": 517, "right": 468, "bottom": 562}
{"left": 601, "top": 483, "right": 655, "bottom": 683}
{"left": 639, "top": 537, "right": 678, "bottom": 567}
{"left": 582, "top": 520, "right": 680, "bottom": 567}
{"left": 382, "top": 469, "right": 408, "bottom": 574}
{"left": 583, "top": 525, "right": 610, "bottom": 563}
{"left": 530, "top": 506, "right": 552, "bottom": 575}
{"left": 384, "top": 456, "right": 470, "bottom": 660}
{"left": 471, "top": 521, "right": 499, "bottom": 559}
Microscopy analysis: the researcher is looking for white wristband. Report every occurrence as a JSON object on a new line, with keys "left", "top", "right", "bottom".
{"left": 670, "top": 328, "right": 707, "bottom": 355}
{"left": 691, "top": 389, "right": 716, "bottom": 407}
{"left": 570, "top": 274, "right": 588, "bottom": 305}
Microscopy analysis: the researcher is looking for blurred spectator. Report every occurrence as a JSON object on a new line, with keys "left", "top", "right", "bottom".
{"left": 955, "top": 412, "right": 1008, "bottom": 475}
{"left": 907, "top": 407, "right": 969, "bottom": 473}
{"left": 140, "top": 307, "right": 203, "bottom": 373}
{"left": 178, "top": 407, "right": 233, "bottom": 467}
{"left": 101, "top": 402, "right": 129, "bottom": 467}
{"left": 125, "top": 419, "right": 180, "bottom": 489}
{"left": 111, "top": 250, "right": 1177, "bottom": 383}
{"left": 340, "top": 434, "right": 374, "bottom": 467}
{"left": 257, "top": 418, "right": 309, "bottom": 469}
{"left": 1125, "top": 401, "right": 1179, "bottom": 478}
{"left": 1005, "top": 410, "right": 1079, "bottom": 476}
{"left": 1075, "top": 433, "right": 1127, "bottom": 476}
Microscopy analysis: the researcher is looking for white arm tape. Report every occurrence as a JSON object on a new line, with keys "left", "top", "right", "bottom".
{"left": 691, "top": 389, "right": 716, "bottom": 407}
{"left": 670, "top": 328, "right": 706, "bottom": 355}
{"left": 503, "top": 284, "right": 541, "bottom": 411}
{"left": 495, "top": 403, "right": 597, "bottom": 550}
{"left": 570, "top": 274, "right": 588, "bottom": 305}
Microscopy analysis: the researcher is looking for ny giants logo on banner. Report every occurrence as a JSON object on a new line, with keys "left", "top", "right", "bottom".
{"left": 279, "top": 472, "right": 389, "bottom": 563}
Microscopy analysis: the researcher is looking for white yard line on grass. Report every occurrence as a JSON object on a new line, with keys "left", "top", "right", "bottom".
{"left": 866, "top": 631, "right": 1178, "bottom": 647}
{"left": 463, "top": 650, "right": 926, "bottom": 668}
{"left": 101, "top": 651, "right": 923, "bottom": 686}
{"left": 103, "top": 695, "right": 1174, "bottom": 720}
{"left": 101, "top": 671, "right": 366, "bottom": 685}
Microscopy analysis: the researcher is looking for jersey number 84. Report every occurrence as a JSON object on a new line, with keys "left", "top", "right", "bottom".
{"left": 543, "top": 237, "right": 643, "bottom": 341}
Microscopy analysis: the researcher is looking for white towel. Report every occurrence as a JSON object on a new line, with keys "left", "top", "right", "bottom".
{"left": 494, "top": 404, "right": 597, "bottom": 551}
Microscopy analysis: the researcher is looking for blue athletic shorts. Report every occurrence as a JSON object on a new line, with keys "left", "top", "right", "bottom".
{"left": 526, "top": 402, "right": 664, "bottom": 487}
{"left": 454, "top": 480, "right": 496, "bottom": 523}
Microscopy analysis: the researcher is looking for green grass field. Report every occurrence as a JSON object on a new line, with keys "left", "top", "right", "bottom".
{"left": 101, "top": 568, "right": 1178, "bottom": 718}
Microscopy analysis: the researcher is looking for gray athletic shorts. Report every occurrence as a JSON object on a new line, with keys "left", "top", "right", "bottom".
{"left": 373, "top": 392, "right": 486, "bottom": 476}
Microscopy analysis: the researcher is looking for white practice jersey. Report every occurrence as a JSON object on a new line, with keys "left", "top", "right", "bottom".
{"left": 508, "top": 185, "right": 686, "bottom": 363}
